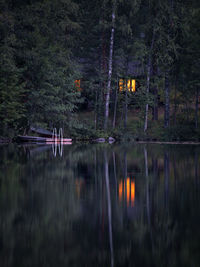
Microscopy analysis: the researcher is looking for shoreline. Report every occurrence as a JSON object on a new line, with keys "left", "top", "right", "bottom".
{"left": 1, "top": 138, "right": 200, "bottom": 145}
{"left": 135, "top": 141, "right": 200, "bottom": 145}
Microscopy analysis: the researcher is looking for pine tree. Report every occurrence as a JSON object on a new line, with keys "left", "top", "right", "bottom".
{"left": 0, "top": 0, "right": 26, "bottom": 135}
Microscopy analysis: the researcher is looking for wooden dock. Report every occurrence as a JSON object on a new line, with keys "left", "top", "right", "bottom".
{"left": 17, "top": 135, "right": 72, "bottom": 143}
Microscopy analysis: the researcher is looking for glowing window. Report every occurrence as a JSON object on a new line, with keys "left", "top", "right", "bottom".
{"left": 119, "top": 79, "right": 124, "bottom": 92}
{"left": 75, "top": 79, "right": 82, "bottom": 91}
{"left": 119, "top": 79, "right": 136, "bottom": 92}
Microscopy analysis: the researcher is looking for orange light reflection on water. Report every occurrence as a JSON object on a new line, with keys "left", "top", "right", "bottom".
{"left": 118, "top": 177, "right": 135, "bottom": 207}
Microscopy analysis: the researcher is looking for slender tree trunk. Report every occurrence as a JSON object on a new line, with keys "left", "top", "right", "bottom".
{"left": 195, "top": 88, "right": 199, "bottom": 129}
{"left": 112, "top": 78, "right": 118, "bottom": 128}
{"left": 144, "top": 31, "right": 155, "bottom": 132}
{"left": 98, "top": 2, "right": 107, "bottom": 129}
{"left": 173, "top": 64, "right": 180, "bottom": 125}
{"left": 164, "top": 71, "right": 170, "bottom": 128}
{"left": 164, "top": 0, "right": 174, "bottom": 129}
{"left": 173, "top": 81, "right": 177, "bottom": 125}
{"left": 144, "top": 59, "right": 151, "bottom": 132}
{"left": 152, "top": 85, "right": 158, "bottom": 120}
{"left": 104, "top": 1, "right": 116, "bottom": 130}
{"left": 124, "top": 80, "right": 128, "bottom": 129}
{"left": 152, "top": 58, "right": 158, "bottom": 121}
{"left": 94, "top": 88, "right": 98, "bottom": 130}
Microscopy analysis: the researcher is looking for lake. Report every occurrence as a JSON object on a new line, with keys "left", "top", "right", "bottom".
{"left": 0, "top": 143, "right": 200, "bottom": 267}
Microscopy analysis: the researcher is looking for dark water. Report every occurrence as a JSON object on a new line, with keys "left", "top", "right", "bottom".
{"left": 0, "top": 143, "right": 200, "bottom": 267}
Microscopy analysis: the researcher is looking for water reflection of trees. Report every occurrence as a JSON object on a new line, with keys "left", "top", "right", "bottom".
{"left": 0, "top": 144, "right": 199, "bottom": 267}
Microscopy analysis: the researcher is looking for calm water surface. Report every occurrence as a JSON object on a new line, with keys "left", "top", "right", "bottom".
{"left": 0, "top": 143, "right": 200, "bottom": 267}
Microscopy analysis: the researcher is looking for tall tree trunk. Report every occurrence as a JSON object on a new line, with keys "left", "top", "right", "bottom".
{"left": 195, "top": 88, "right": 199, "bottom": 129}
{"left": 173, "top": 63, "right": 180, "bottom": 125}
{"left": 104, "top": 1, "right": 116, "bottom": 130}
{"left": 144, "top": 59, "right": 151, "bottom": 132}
{"left": 144, "top": 30, "right": 155, "bottom": 132}
{"left": 124, "top": 80, "right": 128, "bottom": 129}
{"left": 98, "top": 6, "right": 107, "bottom": 130}
{"left": 152, "top": 85, "right": 158, "bottom": 120}
{"left": 94, "top": 88, "right": 98, "bottom": 130}
{"left": 112, "top": 78, "right": 118, "bottom": 128}
{"left": 164, "top": 71, "right": 170, "bottom": 128}
{"left": 152, "top": 57, "right": 158, "bottom": 121}
{"left": 164, "top": 0, "right": 174, "bottom": 129}
{"left": 173, "top": 81, "right": 177, "bottom": 125}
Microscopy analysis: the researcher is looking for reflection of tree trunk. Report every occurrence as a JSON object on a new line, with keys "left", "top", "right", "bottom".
{"left": 94, "top": 147, "right": 97, "bottom": 192}
{"left": 152, "top": 157, "right": 158, "bottom": 227}
{"left": 172, "top": 154, "right": 178, "bottom": 196}
{"left": 153, "top": 158, "right": 158, "bottom": 178}
{"left": 195, "top": 149, "right": 199, "bottom": 194}
{"left": 144, "top": 147, "right": 150, "bottom": 223}
{"left": 195, "top": 88, "right": 199, "bottom": 129}
{"left": 164, "top": 152, "right": 170, "bottom": 207}
{"left": 104, "top": 151, "right": 114, "bottom": 267}
{"left": 113, "top": 152, "right": 118, "bottom": 199}
{"left": 124, "top": 152, "right": 127, "bottom": 206}
{"left": 144, "top": 147, "right": 154, "bottom": 249}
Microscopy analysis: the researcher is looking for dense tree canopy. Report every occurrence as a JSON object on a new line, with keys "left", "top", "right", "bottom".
{"left": 0, "top": 0, "right": 199, "bottom": 140}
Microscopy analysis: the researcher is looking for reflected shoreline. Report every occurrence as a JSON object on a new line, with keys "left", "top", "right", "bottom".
{"left": 0, "top": 144, "right": 199, "bottom": 267}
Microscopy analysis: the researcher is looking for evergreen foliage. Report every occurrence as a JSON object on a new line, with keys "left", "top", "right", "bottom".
{"left": 0, "top": 0, "right": 199, "bottom": 140}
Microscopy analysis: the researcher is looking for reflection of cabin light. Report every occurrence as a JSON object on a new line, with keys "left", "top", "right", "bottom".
{"left": 131, "top": 180, "right": 135, "bottom": 207}
{"left": 118, "top": 177, "right": 135, "bottom": 207}
{"left": 75, "top": 79, "right": 82, "bottom": 91}
{"left": 127, "top": 177, "right": 130, "bottom": 204}
{"left": 119, "top": 180, "right": 123, "bottom": 201}
{"left": 75, "top": 178, "right": 84, "bottom": 198}
{"left": 119, "top": 79, "right": 136, "bottom": 92}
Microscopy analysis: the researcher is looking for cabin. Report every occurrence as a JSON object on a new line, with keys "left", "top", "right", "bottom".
{"left": 75, "top": 56, "right": 144, "bottom": 93}
{"left": 74, "top": 56, "right": 145, "bottom": 110}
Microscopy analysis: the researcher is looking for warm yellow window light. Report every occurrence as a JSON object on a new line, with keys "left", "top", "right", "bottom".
{"left": 119, "top": 79, "right": 136, "bottom": 92}
{"left": 130, "top": 79, "right": 136, "bottom": 92}
{"left": 119, "top": 79, "right": 124, "bottom": 91}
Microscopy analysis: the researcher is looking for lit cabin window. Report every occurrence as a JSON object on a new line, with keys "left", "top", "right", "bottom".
{"left": 119, "top": 177, "right": 135, "bottom": 207}
{"left": 119, "top": 79, "right": 136, "bottom": 92}
{"left": 75, "top": 79, "right": 82, "bottom": 91}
